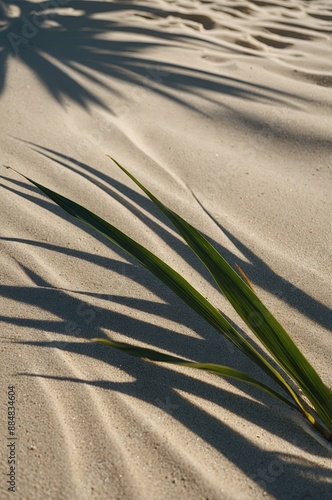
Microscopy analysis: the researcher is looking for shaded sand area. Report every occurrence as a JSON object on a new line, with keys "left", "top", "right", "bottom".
{"left": 0, "top": 0, "right": 331, "bottom": 498}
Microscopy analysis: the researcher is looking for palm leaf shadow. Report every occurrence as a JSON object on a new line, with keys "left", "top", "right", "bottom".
{"left": 1, "top": 273, "right": 331, "bottom": 496}
{"left": 191, "top": 192, "right": 332, "bottom": 332}
{"left": 1, "top": 268, "right": 331, "bottom": 497}
{"left": 0, "top": 0, "right": 303, "bottom": 109}
{"left": 1, "top": 170, "right": 331, "bottom": 495}
{"left": 12, "top": 139, "right": 332, "bottom": 334}
{"left": 2, "top": 153, "right": 331, "bottom": 422}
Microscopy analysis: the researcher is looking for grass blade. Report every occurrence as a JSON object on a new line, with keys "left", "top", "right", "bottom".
{"left": 11, "top": 168, "right": 301, "bottom": 395}
{"left": 92, "top": 338, "right": 297, "bottom": 409}
{"left": 11, "top": 166, "right": 331, "bottom": 440}
{"left": 110, "top": 158, "right": 332, "bottom": 433}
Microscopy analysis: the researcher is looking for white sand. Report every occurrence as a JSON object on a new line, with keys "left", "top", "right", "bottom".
{"left": 0, "top": 0, "right": 331, "bottom": 498}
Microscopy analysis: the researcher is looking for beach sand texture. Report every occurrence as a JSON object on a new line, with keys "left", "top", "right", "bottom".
{"left": 0, "top": 0, "right": 331, "bottom": 498}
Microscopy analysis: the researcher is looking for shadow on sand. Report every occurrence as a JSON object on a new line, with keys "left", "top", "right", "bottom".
{"left": 0, "top": 0, "right": 304, "bottom": 111}
{"left": 0, "top": 144, "right": 331, "bottom": 496}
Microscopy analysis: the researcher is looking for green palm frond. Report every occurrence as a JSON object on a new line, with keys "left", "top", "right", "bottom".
{"left": 9, "top": 163, "right": 332, "bottom": 442}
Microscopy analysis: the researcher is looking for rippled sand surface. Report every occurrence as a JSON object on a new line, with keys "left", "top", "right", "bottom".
{"left": 0, "top": 1, "right": 331, "bottom": 498}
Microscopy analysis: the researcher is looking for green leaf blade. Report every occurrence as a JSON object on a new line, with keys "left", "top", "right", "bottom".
{"left": 16, "top": 170, "right": 300, "bottom": 400}
{"left": 111, "top": 159, "right": 332, "bottom": 431}
{"left": 12, "top": 166, "right": 330, "bottom": 439}
{"left": 92, "top": 337, "right": 298, "bottom": 410}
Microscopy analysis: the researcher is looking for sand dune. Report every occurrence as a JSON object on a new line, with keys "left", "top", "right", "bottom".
{"left": 0, "top": 1, "right": 331, "bottom": 498}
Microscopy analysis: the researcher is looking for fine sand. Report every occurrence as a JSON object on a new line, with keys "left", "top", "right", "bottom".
{"left": 0, "top": 1, "right": 331, "bottom": 498}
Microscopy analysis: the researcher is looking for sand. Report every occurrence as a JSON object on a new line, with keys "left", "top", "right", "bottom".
{"left": 0, "top": 0, "right": 331, "bottom": 498}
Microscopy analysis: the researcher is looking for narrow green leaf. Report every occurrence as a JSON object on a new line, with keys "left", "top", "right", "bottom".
{"left": 11, "top": 167, "right": 328, "bottom": 438}
{"left": 110, "top": 158, "right": 332, "bottom": 432}
{"left": 92, "top": 338, "right": 297, "bottom": 409}
{"left": 12, "top": 168, "right": 301, "bottom": 396}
